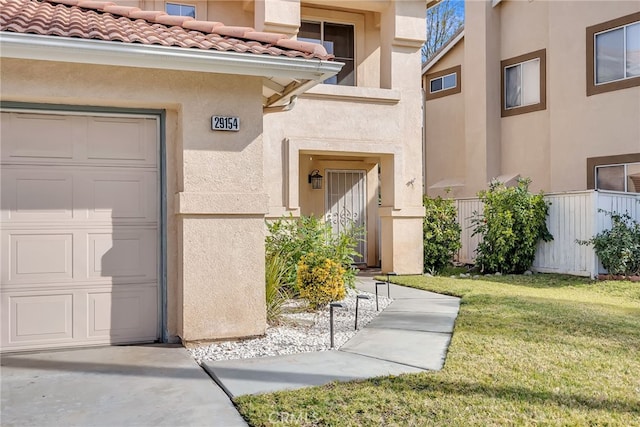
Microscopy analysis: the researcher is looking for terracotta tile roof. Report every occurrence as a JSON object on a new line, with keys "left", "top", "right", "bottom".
{"left": 0, "top": 0, "right": 333, "bottom": 60}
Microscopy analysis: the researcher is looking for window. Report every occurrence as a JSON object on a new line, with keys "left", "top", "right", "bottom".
{"left": 595, "top": 163, "right": 640, "bottom": 193}
{"left": 587, "top": 12, "right": 640, "bottom": 96}
{"left": 587, "top": 153, "right": 640, "bottom": 192}
{"left": 166, "top": 2, "right": 196, "bottom": 18}
{"left": 505, "top": 59, "right": 539, "bottom": 108}
{"left": 425, "top": 65, "right": 461, "bottom": 100}
{"left": 431, "top": 73, "right": 456, "bottom": 93}
{"left": 501, "top": 49, "right": 546, "bottom": 117}
{"left": 299, "top": 21, "right": 355, "bottom": 86}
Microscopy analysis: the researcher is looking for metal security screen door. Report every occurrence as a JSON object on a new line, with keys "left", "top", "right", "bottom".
{"left": 325, "top": 170, "right": 367, "bottom": 263}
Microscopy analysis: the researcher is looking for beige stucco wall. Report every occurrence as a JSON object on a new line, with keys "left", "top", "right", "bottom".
{"left": 0, "top": 58, "right": 268, "bottom": 343}
{"left": 499, "top": 0, "right": 550, "bottom": 194}
{"left": 424, "top": 0, "right": 640, "bottom": 198}
{"left": 547, "top": 1, "right": 640, "bottom": 192}
{"left": 423, "top": 40, "right": 466, "bottom": 198}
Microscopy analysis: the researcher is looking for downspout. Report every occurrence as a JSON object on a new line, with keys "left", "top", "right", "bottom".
{"left": 421, "top": 87, "right": 427, "bottom": 194}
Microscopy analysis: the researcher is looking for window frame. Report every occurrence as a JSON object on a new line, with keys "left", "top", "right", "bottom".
{"left": 500, "top": 49, "right": 546, "bottom": 117}
{"left": 586, "top": 11, "right": 640, "bottom": 96}
{"left": 425, "top": 65, "right": 462, "bottom": 100}
{"left": 586, "top": 153, "right": 640, "bottom": 190}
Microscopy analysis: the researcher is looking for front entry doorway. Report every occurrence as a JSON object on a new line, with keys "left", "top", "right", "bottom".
{"left": 324, "top": 170, "right": 367, "bottom": 263}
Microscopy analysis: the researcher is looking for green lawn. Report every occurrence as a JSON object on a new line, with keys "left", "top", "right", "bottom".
{"left": 234, "top": 274, "right": 640, "bottom": 426}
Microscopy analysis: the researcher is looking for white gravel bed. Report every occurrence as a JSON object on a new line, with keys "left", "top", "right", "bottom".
{"left": 189, "top": 288, "right": 392, "bottom": 364}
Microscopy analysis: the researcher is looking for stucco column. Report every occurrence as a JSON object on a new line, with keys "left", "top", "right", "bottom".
{"left": 177, "top": 197, "right": 268, "bottom": 342}
{"left": 464, "top": 0, "right": 502, "bottom": 193}
{"left": 377, "top": 0, "right": 426, "bottom": 275}
{"left": 254, "top": 0, "right": 300, "bottom": 36}
{"left": 175, "top": 80, "right": 268, "bottom": 342}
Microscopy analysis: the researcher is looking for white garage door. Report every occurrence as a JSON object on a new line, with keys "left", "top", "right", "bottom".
{"left": 0, "top": 110, "right": 160, "bottom": 352}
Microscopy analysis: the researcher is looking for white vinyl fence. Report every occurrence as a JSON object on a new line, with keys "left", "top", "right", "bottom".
{"left": 455, "top": 190, "right": 640, "bottom": 277}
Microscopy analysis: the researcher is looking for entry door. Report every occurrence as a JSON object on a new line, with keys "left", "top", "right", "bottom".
{"left": 325, "top": 170, "right": 367, "bottom": 263}
{"left": 0, "top": 110, "right": 160, "bottom": 352}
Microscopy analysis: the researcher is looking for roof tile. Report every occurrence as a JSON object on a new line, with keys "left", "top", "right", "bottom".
{"left": 276, "top": 38, "right": 329, "bottom": 57}
{"left": 0, "top": 0, "right": 333, "bottom": 60}
{"left": 102, "top": 5, "right": 140, "bottom": 17}
{"left": 213, "top": 25, "right": 256, "bottom": 38}
{"left": 244, "top": 31, "right": 287, "bottom": 45}
{"left": 182, "top": 20, "right": 222, "bottom": 33}
{"left": 76, "top": 1, "right": 115, "bottom": 9}
{"left": 154, "top": 14, "right": 194, "bottom": 27}
{"left": 128, "top": 10, "right": 167, "bottom": 21}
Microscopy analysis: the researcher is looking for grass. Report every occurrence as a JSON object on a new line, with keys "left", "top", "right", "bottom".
{"left": 234, "top": 273, "right": 640, "bottom": 426}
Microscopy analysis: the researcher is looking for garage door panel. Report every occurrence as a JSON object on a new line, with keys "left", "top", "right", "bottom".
{"left": 10, "top": 233, "right": 74, "bottom": 282}
{"left": 88, "top": 286, "right": 157, "bottom": 339}
{"left": 87, "top": 171, "right": 157, "bottom": 221}
{"left": 88, "top": 230, "right": 156, "bottom": 281}
{"left": 0, "top": 112, "right": 75, "bottom": 160}
{"left": 1, "top": 169, "right": 75, "bottom": 221}
{"left": 87, "top": 117, "right": 153, "bottom": 163}
{"left": 8, "top": 293, "right": 74, "bottom": 342}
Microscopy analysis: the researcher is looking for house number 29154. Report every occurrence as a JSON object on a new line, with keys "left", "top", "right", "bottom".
{"left": 211, "top": 116, "right": 240, "bottom": 132}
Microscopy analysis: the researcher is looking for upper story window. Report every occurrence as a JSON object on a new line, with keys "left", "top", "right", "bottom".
{"left": 587, "top": 12, "right": 640, "bottom": 96}
{"left": 299, "top": 20, "right": 355, "bottom": 86}
{"left": 425, "top": 65, "right": 461, "bottom": 100}
{"left": 596, "top": 162, "right": 640, "bottom": 193}
{"left": 166, "top": 2, "right": 196, "bottom": 18}
{"left": 501, "top": 49, "right": 546, "bottom": 117}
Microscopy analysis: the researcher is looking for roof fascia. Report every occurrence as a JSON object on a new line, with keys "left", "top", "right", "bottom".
{"left": 0, "top": 32, "right": 342, "bottom": 82}
{"left": 421, "top": 30, "right": 464, "bottom": 75}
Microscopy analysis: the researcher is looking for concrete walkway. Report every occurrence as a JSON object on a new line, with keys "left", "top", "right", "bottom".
{"left": 0, "top": 277, "right": 460, "bottom": 426}
{"left": 203, "top": 276, "right": 460, "bottom": 397}
{"left": 1, "top": 344, "right": 248, "bottom": 427}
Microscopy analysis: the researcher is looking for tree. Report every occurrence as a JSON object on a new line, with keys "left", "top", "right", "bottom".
{"left": 423, "top": 0, "right": 464, "bottom": 63}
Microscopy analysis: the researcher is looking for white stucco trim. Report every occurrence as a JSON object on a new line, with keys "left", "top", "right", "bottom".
{"left": 0, "top": 32, "right": 342, "bottom": 82}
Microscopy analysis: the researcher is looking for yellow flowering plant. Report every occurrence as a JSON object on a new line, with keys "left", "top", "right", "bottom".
{"left": 296, "top": 252, "right": 346, "bottom": 310}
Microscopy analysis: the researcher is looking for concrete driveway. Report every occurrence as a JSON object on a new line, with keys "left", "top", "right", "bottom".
{"left": 1, "top": 344, "right": 247, "bottom": 427}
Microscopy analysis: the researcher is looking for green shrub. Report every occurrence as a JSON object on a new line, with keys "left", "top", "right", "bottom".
{"left": 265, "top": 215, "right": 361, "bottom": 293}
{"left": 472, "top": 178, "right": 552, "bottom": 274}
{"left": 265, "top": 251, "right": 291, "bottom": 324}
{"left": 578, "top": 211, "right": 640, "bottom": 276}
{"left": 296, "top": 252, "right": 346, "bottom": 310}
{"left": 423, "top": 194, "right": 462, "bottom": 273}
